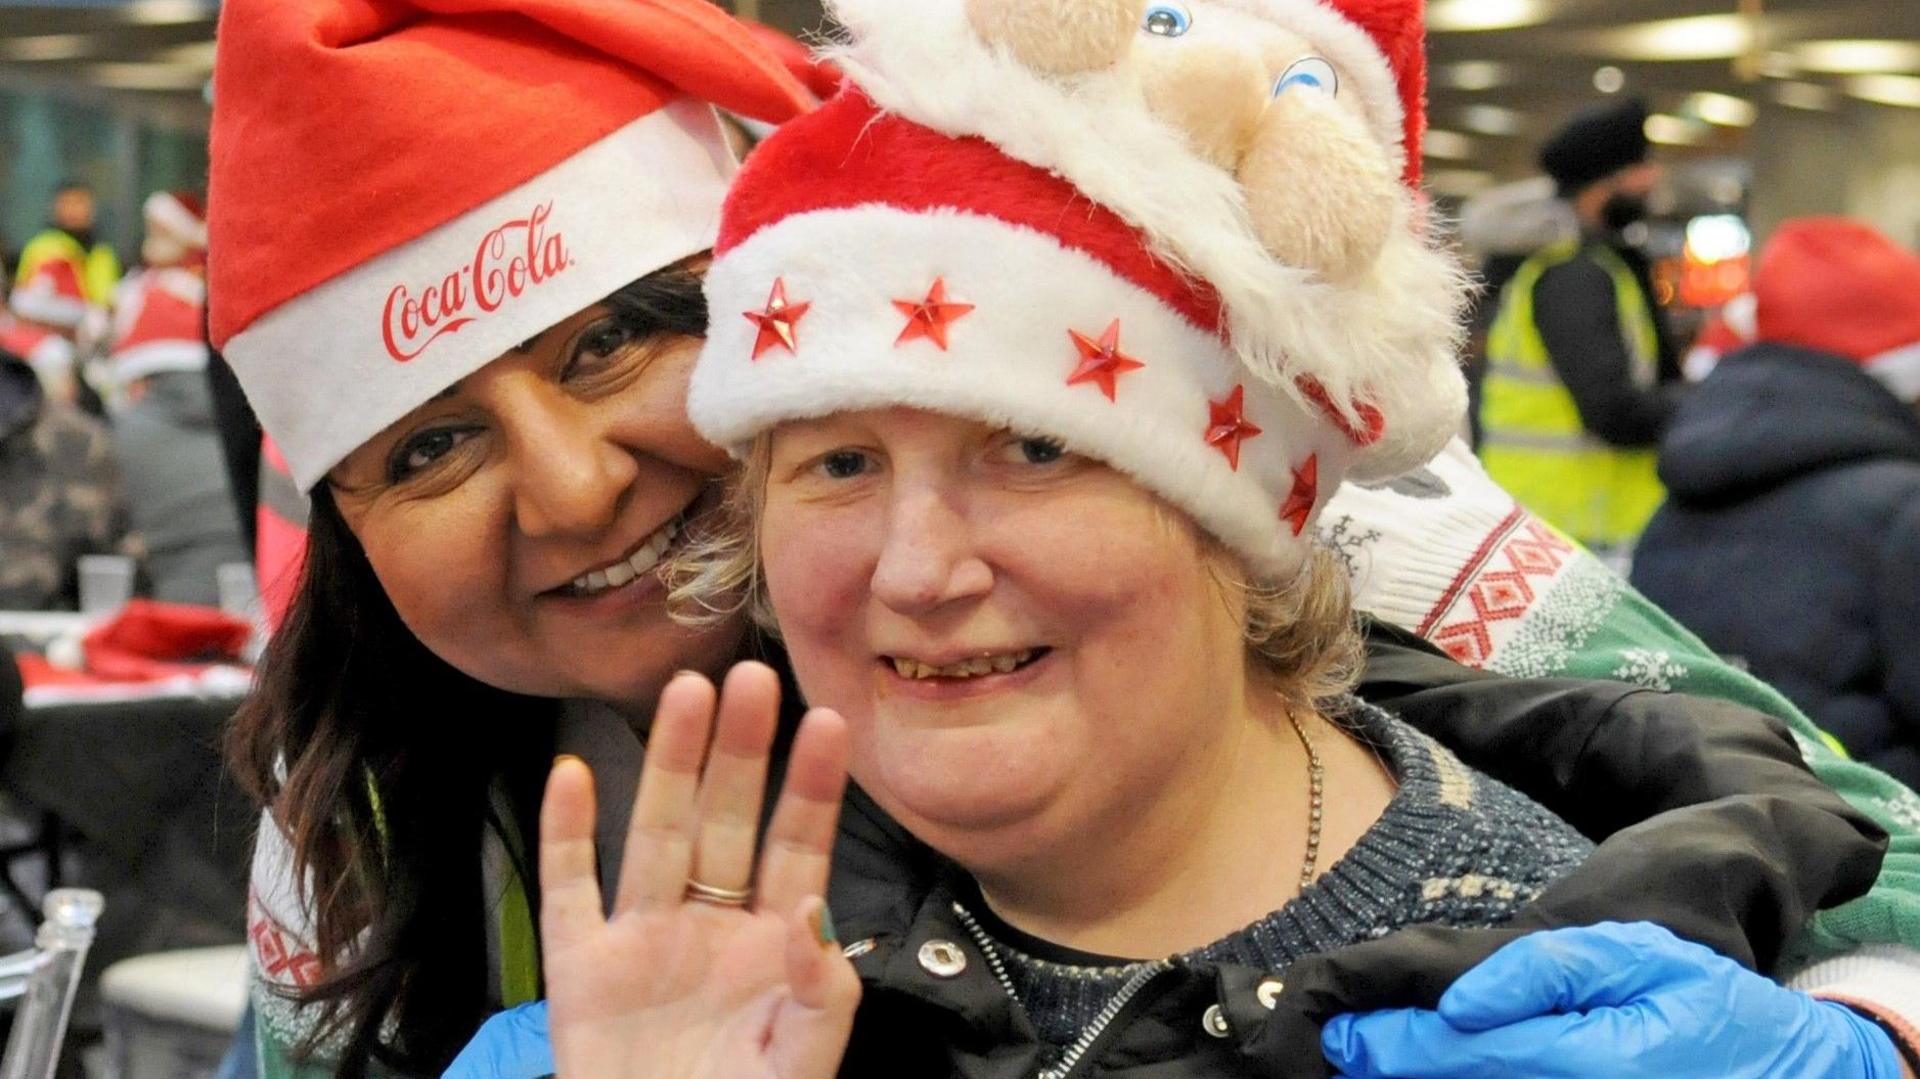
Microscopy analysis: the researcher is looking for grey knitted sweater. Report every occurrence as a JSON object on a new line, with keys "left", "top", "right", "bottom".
{"left": 955, "top": 700, "right": 1595, "bottom": 1061}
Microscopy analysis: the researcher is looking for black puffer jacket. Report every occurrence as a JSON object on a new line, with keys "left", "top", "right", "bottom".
{"left": 1633, "top": 343, "right": 1920, "bottom": 787}
{"left": 826, "top": 623, "right": 1886, "bottom": 1078}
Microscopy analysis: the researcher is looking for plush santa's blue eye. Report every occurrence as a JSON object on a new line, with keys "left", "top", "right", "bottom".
{"left": 1142, "top": 3, "right": 1192, "bottom": 37}
{"left": 1275, "top": 56, "right": 1339, "bottom": 97}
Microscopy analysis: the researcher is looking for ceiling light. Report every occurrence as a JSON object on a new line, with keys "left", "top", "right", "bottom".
{"left": 0, "top": 34, "right": 93, "bottom": 62}
{"left": 84, "top": 62, "right": 216, "bottom": 91}
{"left": 1644, "top": 113, "right": 1712, "bottom": 146}
{"left": 1461, "top": 104, "right": 1526, "bottom": 136}
{"left": 1428, "top": 0, "right": 1548, "bottom": 33}
{"left": 1424, "top": 130, "right": 1476, "bottom": 161}
{"left": 1772, "top": 82, "right": 1841, "bottom": 111}
{"left": 1684, "top": 92, "right": 1757, "bottom": 127}
{"left": 1593, "top": 66, "right": 1627, "bottom": 94}
{"left": 1438, "top": 61, "right": 1509, "bottom": 91}
{"left": 120, "top": 0, "right": 218, "bottom": 25}
{"left": 1598, "top": 16, "right": 1753, "bottom": 62}
{"left": 1793, "top": 40, "right": 1920, "bottom": 75}
{"left": 1848, "top": 74, "right": 1920, "bottom": 109}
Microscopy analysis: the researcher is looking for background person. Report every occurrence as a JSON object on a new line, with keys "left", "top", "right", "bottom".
{"left": 1478, "top": 98, "right": 1683, "bottom": 556}
{"left": 14, "top": 181, "right": 121, "bottom": 308}
{"left": 1633, "top": 218, "right": 1920, "bottom": 789}
{"left": 106, "top": 191, "right": 247, "bottom": 606}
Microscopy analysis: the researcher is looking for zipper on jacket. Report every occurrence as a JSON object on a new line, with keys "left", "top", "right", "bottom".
{"left": 951, "top": 901, "right": 1173, "bottom": 1079}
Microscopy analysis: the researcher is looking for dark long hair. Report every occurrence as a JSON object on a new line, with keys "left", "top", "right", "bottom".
{"left": 228, "top": 261, "right": 711, "bottom": 1075}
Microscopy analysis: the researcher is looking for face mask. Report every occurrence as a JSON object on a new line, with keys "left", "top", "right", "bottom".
{"left": 1601, "top": 192, "right": 1649, "bottom": 234}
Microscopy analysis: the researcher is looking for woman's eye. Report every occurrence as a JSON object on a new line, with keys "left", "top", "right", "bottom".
{"left": 388, "top": 427, "right": 477, "bottom": 482}
{"left": 1010, "top": 437, "right": 1067, "bottom": 465}
{"left": 1142, "top": 2, "right": 1191, "bottom": 37}
{"left": 573, "top": 319, "right": 637, "bottom": 366}
{"left": 819, "top": 451, "right": 873, "bottom": 480}
{"left": 1274, "top": 56, "right": 1338, "bottom": 98}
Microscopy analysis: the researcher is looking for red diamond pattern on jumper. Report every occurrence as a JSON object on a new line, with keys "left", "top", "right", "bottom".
{"left": 745, "top": 278, "right": 810, "bottom": 360}
{"left": 1066, "top": 319, "right": 1146, "bottom": 401}
{"left": 1425, "top": 515, "right": 1577, "bottom": 668}
{"left": 1206, "top": 385, "right": 1264, "bottom": 471}
{"left": 893, "top": 277, "right": 975, "bottom": 350}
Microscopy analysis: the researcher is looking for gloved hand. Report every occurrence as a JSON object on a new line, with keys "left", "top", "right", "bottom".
{"left": 1322, "top": 922, "right": 1905, "bottom": 1079}
{"left": 441, "top": 1001, "right": 553, "bottom": 1079}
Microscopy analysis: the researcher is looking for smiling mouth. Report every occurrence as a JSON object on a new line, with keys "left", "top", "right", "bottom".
{"left": 555, "top": 511, "right": 688, "bottom": 598}
{"left": 883, "top": 648, "right": 1052, "bottom": 681}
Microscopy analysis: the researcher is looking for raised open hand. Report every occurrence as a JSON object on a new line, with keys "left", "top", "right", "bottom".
{"left": 540, "top": 662, "right": 859, "bottom": 1078}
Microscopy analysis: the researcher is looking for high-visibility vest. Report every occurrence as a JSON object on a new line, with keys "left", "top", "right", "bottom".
{"left": 1479, "top": 240, "right": 1666, "bottom": 550}
{"left": 15, "top": 228, "right": 121, "bottom": 306}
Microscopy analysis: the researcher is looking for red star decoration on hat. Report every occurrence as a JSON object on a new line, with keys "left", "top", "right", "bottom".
{"left": 1280, "top": 454, "right": 1319, "bottom": 537}
{"left": 1066, "top": 319, "right": 1146, "bottom": 402}
{"left": 1205, "top": 385, "right": 1264, "bottom": 471}
{"left": 893, "top": 278, "right": 975, "bottom": 350}
{"left": 744, "top": 278, "right": 810, "bottom": 360}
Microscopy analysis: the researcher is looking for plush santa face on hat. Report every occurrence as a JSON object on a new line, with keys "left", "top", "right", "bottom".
{"left": 692, "top": 0, "right": 1466, "bottom": 578}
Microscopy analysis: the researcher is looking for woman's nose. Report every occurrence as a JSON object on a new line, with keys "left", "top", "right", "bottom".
{"left": 504, "top": 388, "right": 638, "bottom": 540}
{"left": 869, "top": 488, "right": 993, "bottom": 615}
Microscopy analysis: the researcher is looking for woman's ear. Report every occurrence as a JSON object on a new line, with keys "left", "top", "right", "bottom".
{"left": 965, "top": 0, "right": 1144, "bottom": 75}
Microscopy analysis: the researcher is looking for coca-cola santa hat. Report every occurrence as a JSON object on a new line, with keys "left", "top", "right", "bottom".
{"left": 207, "top": 0, "right": 818, "bottom": 491}
{"left": 690, "top": 0, "right": 1468, "bottom": 575}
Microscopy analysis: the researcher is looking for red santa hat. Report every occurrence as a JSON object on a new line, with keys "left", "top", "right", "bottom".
{"left": 1755, "top": 217, "right": 1920, "bottom": 400}
{"left": 9, "top": 255, "right": 89, "bottom": 329}
{"left": 690, "top": 0, "right": 1466, "bottom": 576}
{"left": 207, "top": 0, "right": 818, "bottom": 491}
{"left": 108, "top": 269, "right": 209, "bottom": 385}
{"left": 141, "top": 191, "right": 208, "bottom": 268}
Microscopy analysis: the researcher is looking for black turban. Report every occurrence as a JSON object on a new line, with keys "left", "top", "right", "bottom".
{"left": 1540, "top": 99, "right": 1651, "bottom": 197}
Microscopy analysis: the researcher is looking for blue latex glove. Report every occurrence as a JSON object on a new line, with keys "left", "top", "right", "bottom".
{"left": 1323, "top": 922, "right": 1904, "bottom": 1079}
{"left": 441, "top": 1001, "right": 553, "bottom": 1079}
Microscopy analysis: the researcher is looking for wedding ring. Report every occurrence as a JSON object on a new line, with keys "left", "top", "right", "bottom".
{"left": 684, "top": 879, "right": 753, "bottom": 907}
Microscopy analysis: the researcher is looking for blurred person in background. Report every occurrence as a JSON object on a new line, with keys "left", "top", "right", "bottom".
{"left": 15, "top": 181, "right": 121, "bottom": 308}
{"left": 1634, "top": 218, "right": 1920, "bottom": 788}
{"left": 0, "top": 331, "right": 127, "bottom": 611}
{"left": 104, "top": 191, "right": 248, "bottom": 607}
{"left": 0, "top": 248, "right": 87, "bottom": 405}
{"left": 1455, "top": 176, "right": 1575, "bottom": 446}
{"left": 1479, "top": 99, "right": 1684, "bottom": 557}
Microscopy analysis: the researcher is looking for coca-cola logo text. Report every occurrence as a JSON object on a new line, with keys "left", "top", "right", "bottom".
{"left": 381, "top": 201, "right": 574, "bottom": 363}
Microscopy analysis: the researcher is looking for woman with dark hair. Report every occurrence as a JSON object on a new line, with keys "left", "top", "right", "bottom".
{"left": 206, "top": 1, "right": 817, "bottom": 1073}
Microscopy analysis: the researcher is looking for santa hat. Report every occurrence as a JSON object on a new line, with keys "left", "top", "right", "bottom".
{"left": 690, "top": 0, "right": 1467, "bottom": 576}
{"left": 9, "top": 256, "right": 88, "bottom": 329}
{"left": 141, "top": 191, "right": 208, "bottom": 268}
{"left": 1754, "top": 217, "right": 1920, "bottom": 401}
{"left": 207, "top": 0, "right": 818, "bottom": 491}
{"left": 108, "top": 269, "right": 209, "bottom": 385}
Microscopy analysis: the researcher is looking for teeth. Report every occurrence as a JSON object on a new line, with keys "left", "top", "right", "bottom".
{"left": 890, "top": 650, "right": 1036, "bottom": 680}
{"left": 568, "top": 515, "right": 685, "bottom": 595}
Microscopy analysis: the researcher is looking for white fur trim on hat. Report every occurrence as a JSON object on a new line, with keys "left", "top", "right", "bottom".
{"left": 145, "top": 192, "right": 208, "bottom": 251}
{"left": 1868, "top": 342, "right": 1920, "bottom": 403}
{"left": 112, "top": 340, "right": 210, "bottom": 384}
{"left": 9, "top": 280, "right": 87, "bottom": 329}
{"left": 693, "top": 204, "right": 1359, "bottom": 576}
{"left": 825, "top": 0, "right": 1466, "bottom": 481}
{"left": 223, "top": 99, "right": 737, "bottom": 490}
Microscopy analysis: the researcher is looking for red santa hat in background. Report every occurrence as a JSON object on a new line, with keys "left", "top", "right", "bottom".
{"left": 141, "top": 191, "right": 208, "bottom": 269}
{"left": 9, "top": 255, "right": 89, "bottom": 329}
{"left": 690, "top": 0, "right": 1467, "bottom": 577}
{"left": 1754, "top": 216, "right": 1920, "bottom": 402}
{"left": 207, "top": 0, "right": 819, "bottom": 491}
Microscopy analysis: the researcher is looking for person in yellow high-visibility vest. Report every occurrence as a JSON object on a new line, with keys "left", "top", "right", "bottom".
{"left": 1479, "top": 99, "right": 1684, "bottom": 556}
{"left": 13, "top": 181, "right": 121, "bottom": 307}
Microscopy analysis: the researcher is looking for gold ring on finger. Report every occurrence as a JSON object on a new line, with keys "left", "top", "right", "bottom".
{"left": 684, "top": 879, "right": 753, "bottom": 907}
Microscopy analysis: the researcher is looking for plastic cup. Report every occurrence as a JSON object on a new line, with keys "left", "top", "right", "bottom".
{"left": 75, "top": 555, "right": 136, "bottom": 616}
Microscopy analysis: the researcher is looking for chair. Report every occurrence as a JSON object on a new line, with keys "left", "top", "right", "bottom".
{"left": 0, "top": 889, "right": 105, "bottom": 1079}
